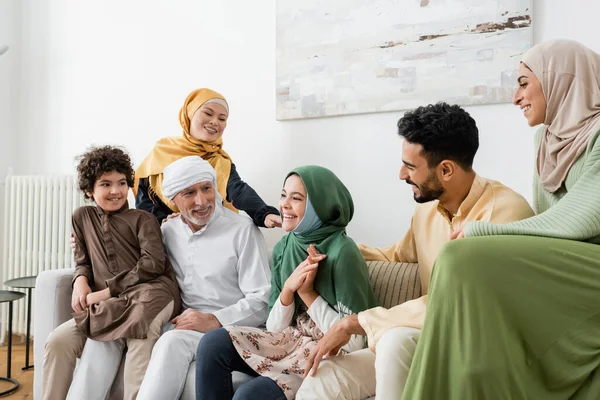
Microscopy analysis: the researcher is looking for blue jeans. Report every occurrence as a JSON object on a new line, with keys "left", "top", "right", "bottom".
{"left": 195, "top": 328, "right": 286, "bottom": 400}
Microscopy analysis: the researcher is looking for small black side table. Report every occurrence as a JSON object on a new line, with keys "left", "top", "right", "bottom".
{"left": 0, "top": 290, "right": 26, "bottom": 396}
{"left": 4, "top": 276, "right": 37, "bottom": 371}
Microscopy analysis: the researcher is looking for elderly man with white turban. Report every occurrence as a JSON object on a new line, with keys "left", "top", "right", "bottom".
{"left": 72, "top": 156, "right": 271, "bottom": 399}
{"left": 137, "top": 156, "right": 271, "bottom": 399}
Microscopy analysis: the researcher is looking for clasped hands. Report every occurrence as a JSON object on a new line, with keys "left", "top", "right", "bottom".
{"left": 71, "top": 276, "right": 110, "bottom": 313}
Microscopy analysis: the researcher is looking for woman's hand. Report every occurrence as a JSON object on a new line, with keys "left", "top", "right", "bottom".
{"left": 264, "top": 214, "right": 282, "bottom": 228}
{"left": 281, "top": 245, "right": 326, "bottom": 306}
{"left": 86, "top": 288, "right": 111, "bottom": 306}
{"left": 297, "top": 244, "right": 325, "bottom": 295}
{"left": 71, "top": 276, "right": 92, "bottom": 312}
{"left": 283, "top": 257, "right": 320, "bottom": 293}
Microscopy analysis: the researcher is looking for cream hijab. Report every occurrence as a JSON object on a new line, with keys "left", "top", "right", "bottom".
{"left": 522, "top": 39, "right": 600, "bottom": 193}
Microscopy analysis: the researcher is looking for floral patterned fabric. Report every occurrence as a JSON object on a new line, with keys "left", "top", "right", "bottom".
{"left": 226, "top": 311, "right": 329, "bottom": 400}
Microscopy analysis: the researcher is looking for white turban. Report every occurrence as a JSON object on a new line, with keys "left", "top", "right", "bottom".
{"left": 162, "top": 156, "right": 218, "bottom": 200}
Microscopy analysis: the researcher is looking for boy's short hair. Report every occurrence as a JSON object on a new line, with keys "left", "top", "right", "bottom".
{"left": 76, "top": 146, "right": 135, "bottom": 200}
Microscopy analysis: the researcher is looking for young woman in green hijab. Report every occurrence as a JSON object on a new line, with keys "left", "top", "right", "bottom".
{"left": 195, "top": 165, "right": 378, "bottom": 400}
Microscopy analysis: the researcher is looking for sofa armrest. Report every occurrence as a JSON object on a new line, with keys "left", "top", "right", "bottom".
{"left": 34, "top": 268, "right": 75, "bottom": 400}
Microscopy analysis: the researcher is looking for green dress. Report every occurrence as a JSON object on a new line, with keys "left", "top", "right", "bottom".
{"left": 403, "top": 128, "right": 600, "bottom": 399}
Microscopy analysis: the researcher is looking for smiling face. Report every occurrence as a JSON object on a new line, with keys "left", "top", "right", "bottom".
{"left": 279, "top": 174, "right": 307, "bottom": 232}
{"left": 189, "top": 102, "right": 228, "bottom": 142}
{"left": 513, "top": 62, "right": 547, "bottom": 126}
{"left": 88, "top": 171, "right": 129, "bottom": 212}
{"left": 172, "top": 181, "right": 216, "bottom": 231}
{"left": 399, "top": 141, "right": 445, "bottom": 203}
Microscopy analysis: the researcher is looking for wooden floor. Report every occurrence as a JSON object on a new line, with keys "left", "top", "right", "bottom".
{"left": 0, "top": 336, "right": 33, "bottom": 399}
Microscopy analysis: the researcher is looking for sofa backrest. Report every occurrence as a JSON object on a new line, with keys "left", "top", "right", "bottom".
{"left": 366, "top": 261, "right": 421, "bottom": 308}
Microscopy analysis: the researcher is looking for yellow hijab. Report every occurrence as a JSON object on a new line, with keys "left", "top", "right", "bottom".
{"left": 133, "top": 88, "right": 237, "bottom": 212}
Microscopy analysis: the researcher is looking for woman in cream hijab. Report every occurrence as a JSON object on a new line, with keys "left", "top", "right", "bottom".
{"left": 134, "top": 88, "right": 281, "bottom": 227}
{"left": 402, "top": 39, "right": 600, "bottom": 399}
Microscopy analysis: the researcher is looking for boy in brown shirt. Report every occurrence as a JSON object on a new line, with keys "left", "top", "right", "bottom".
{"left": 42, "top": 146, "right": 180, "bottom": 400}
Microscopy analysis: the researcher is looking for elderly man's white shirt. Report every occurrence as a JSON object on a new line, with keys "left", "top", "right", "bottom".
{"left": 161, "top": 206, "right": 271, "bottom": 327}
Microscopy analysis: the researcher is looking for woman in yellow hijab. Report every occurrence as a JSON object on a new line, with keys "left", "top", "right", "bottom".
{"left": 134, "top": 88, "right": 281, "bottom": 227}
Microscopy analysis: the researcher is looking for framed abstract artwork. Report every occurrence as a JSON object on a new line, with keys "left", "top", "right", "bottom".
{"left": 276, "top": 0, "right": 532, "bottom": 120}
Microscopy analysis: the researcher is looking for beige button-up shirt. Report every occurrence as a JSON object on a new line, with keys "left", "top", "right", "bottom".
{"left": 357, "top": 175, "right": 535, "bottom": 351}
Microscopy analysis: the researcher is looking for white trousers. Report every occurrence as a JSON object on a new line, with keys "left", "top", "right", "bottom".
{"left": 137, "top": 328, "right": 204, "bottom": 400}
{"left": 61, "top": 302, "right": 173, "bottom": 400}
{"left": 68, "top": 324, "right": 203, "bottom": 400}
{"left": 67, "top": 337, "right": 123, "bottom": 400}
{"left": 297, "top": 327, "right": 421, "bottom": 400}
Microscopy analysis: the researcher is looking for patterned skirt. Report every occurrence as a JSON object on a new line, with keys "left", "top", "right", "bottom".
{"left": 225, "top": 312, "right": 323, "bottom": 400}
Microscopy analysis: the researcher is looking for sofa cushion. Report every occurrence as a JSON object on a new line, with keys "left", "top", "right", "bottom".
{"left": 366, "top": 261, "right": 421, "bottom": 309}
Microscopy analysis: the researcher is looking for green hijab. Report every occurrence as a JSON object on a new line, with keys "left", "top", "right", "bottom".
{"left": 269, "top": 165, "right": 378, "bottom": 319}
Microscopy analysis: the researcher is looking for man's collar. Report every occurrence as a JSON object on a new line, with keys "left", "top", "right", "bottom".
{"left": 436, "top": 175, "right": 487, "bottom": 219}
{"left": 179, "top": 215, "right": 207, "bottom": 234}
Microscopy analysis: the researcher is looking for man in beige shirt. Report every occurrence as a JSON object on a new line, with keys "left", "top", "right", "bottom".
{"left": 297, "top": 103, "right": 534, "bottom": 400}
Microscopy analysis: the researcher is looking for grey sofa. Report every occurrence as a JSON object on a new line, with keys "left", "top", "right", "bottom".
{"left": 33, "top": 261, "right": 421, "bottom": 400}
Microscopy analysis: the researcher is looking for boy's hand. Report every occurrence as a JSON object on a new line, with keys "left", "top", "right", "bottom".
{"left": 86, "top": 288, "right": 111, "bottom": 306}
{"left": 172, "top": 309, "right": 222, "bottom": 332}
{"left": 72, "top": 276, "right": 92, "bottom": 312}
{"left": 162, "top": 213, "right": 180, "bottom": 224}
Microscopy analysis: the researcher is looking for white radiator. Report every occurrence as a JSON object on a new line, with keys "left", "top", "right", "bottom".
{"left": 1, "top": 175, "right": 85, "bottom": 342}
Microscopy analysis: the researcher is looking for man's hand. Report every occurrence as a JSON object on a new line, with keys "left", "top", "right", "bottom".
{"left": 71, "top": 276, "right": 92, "bottom": 312}
{"left": 264, "top": 214, "right": 282, "bottom": 228}
{"left": 450, "top": 228, "right": 465, "bottom": 240}
{"left": 172, "top": 309, "right": 222, "bottom": 332}
{"left": 86, "top": 288, "right": 111, "bottom": 306}
{"left": 304, "top": 315, "right": 365, "bottom": 377}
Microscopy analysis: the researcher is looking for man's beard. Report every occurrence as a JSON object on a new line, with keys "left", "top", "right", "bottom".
{"left": 407, "top": 174, "right": 444, "bottom": 203}
{"left": 182, "top": 206, "right": 213, "bottom": 227}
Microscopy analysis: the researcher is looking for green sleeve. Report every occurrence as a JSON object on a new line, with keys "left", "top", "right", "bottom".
{"left": 465, "top": 133, "right": 600, "bottom": 241}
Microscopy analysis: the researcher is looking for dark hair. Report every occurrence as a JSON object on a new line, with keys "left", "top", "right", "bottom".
{"left": 76, "top": 145, "right": 135, "bottom": 200}
{"left": 397, "top": 102, "right": 479, "bottom": 169}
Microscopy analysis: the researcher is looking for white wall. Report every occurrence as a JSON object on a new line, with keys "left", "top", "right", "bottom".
{"left": 0, "top": 0, "right": 18, "bottom": 175}
{"left": 9, "top": 0, "right": 600, "bottom": 249}
{"left": 0, "top": 0, "right": 20, "bottom": 278}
